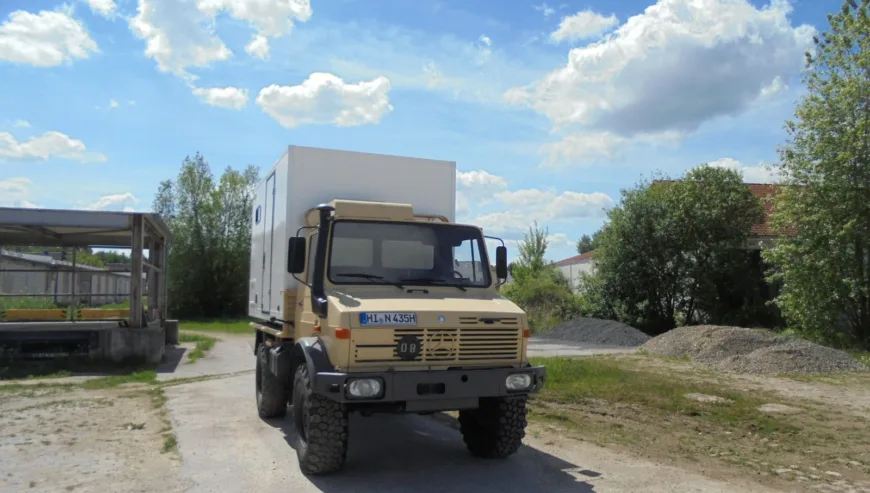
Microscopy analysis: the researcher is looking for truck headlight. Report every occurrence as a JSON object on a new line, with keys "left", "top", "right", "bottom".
{"left": 505, "top": 373, "right": 533, "bottom": 391}
{"left": 347, "top": 378, "right": 384, "bottom": 399}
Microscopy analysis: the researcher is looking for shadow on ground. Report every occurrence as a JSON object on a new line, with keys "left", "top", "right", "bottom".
{"left": 156, "top": 345, "right": 187, "bottom": 374}
{"left": 264, "top": 410, "right": 598, "bottom": 492}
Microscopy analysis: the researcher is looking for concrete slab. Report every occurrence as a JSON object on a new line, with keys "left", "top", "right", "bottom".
{"left": 156, "top": 333, "right": 254, "bottom": 381}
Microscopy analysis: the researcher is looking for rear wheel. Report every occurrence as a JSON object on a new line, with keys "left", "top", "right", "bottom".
{"left": 458, "top": 396, "right": 528, "bottom": 458}
{"left": 292, "top": 364, "right": 349, "bottom": 475}
{"left": 255, "top": 343, "right": 289, "bottom": 418}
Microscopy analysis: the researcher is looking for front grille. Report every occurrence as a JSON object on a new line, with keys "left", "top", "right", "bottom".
{"left": 353, "top": 327, "right": 522, "bottom": 363}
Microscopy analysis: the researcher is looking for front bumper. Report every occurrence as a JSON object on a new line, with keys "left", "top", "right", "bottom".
{"left": 313, "top": 365, "right": 546, "bottom": 409}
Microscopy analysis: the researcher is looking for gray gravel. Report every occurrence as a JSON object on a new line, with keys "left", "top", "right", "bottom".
{"left": 537, "top": 318, "right": 651, "bottom": 347}
{"left": 642, "top": 325, "right": 868, "bottom": 374}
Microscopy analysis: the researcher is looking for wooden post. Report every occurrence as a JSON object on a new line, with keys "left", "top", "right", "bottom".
{"left": 131, "top": 215, "right": 144, "bottom": 328}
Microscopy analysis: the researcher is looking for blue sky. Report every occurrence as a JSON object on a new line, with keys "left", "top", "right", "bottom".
{"left": 0, "top": 0, "right": 832, "bottom": 261}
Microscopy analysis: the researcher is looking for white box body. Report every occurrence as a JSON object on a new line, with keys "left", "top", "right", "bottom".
{"left": 248, "top": 145, "right": 457, "bottom": 321}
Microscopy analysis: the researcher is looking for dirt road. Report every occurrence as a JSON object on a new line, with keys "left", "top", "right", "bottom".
{"left": 159, "top": 334, "right": 773, "bottom": 493}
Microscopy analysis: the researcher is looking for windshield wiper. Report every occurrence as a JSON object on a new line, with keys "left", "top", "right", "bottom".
{"left": 335, "top": 273, "right": 403, "bottom": 289}
{"left": 400, "top": 278, "right": 467, "bottom": 292}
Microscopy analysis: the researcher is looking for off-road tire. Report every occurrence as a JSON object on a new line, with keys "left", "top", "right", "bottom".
{"left": 458, "top": 396, "right": 528, "bottom": 459}
{"left": 292, "top": 364, "right": 349, "bottom": 475}
{"left": 255, "top": 344, "right": 289, "bottom": 418}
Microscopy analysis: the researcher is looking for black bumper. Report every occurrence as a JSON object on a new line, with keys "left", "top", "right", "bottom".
{"left": 313, "top": 365, "right": 546, "bottom": 408}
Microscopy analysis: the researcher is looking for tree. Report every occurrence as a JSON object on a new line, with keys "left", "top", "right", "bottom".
{"left": 590, "top": 166, "right": 764, "bottom": 334}
{"left": 763, "top": 0, "right": 870, "bottom": 348}
{"left": 575, "top": 231, "right": 600, "bottom": 254}
{"left": 501, "top": 222, "right": 580, "bottom": 332}
{"left": 154, "top": 153, "right": 259, "bottom": 318}
{"left": 514, "top": 222, "right": 548, "bottom": 274}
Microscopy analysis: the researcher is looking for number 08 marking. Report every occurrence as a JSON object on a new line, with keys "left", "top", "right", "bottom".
{"left": 400, "top": 342, "right": 417, "bottom": 353}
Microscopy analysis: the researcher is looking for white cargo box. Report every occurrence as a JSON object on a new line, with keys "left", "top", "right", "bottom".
{"left": 249, "top": 145, "right": 457, "bottom": 321}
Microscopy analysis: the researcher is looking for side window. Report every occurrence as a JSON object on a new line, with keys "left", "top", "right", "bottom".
{"left": 453, "top": 239, "right": 484, "bottom": 282}
{"left": 306, "top": 232, "right": 318, "bottom": 285}
{"left": 255, "top": 205, "right": 261, "bottom": 224}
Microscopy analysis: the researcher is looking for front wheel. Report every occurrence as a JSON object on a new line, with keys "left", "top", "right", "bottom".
{"left": 458, "top": 396, "right": 528, "bottom": 459}
{"left": 292, "top": 364, "right": 349, "bottom": 475}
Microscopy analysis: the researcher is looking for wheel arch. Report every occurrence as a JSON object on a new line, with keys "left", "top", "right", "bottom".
{"left": 291, "top": 337, "right": 335, "bottom": 384}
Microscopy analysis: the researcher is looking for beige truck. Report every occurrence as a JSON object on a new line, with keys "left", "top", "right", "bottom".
{"left": 248, "top": 146, "right": 546, "bottom": 474}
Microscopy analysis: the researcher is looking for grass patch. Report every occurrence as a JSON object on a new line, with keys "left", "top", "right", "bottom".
{"left": 81, "top": 370, "right": 156, "bottom": 390}
{"left": 162, "top": 433, "right": 178, "bottom": 453}
{"left": 526, "top": 355, "right": 869, "bottom": 485}
{"left": 179, "top": 332, "right": 217, "bottom": 363}
{"left": 532, "top": 356, "right": 794, "bottom": 435}
{"left": 179, "top": 319, "right": 252, "bottom": 334}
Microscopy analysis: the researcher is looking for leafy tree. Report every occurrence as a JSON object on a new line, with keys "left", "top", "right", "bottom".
{"left": 514, "top": 222, "right": 548, "bottom": 275}
{"left": 575, "top": 231, "right": 600, "bottom": 254}
{"left": 590, "top": 166, "right": 765, "bottom": 334}
{"left": 764, "top": 0, "right": 870, "bottom": 348}
{"left": 154, "top": 153, "right": 259, "bottom": 318}
{"left": 502, "top": 222, "right": 580, "bottom": 331}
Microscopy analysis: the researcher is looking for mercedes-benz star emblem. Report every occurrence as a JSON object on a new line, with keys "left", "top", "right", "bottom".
{"left": 438, "top": 315, "right": 446, "bottom": 324}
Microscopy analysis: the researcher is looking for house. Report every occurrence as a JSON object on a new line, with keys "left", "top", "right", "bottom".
{"left": 554, "top": 251, "right": 596, "bottom": 291}
{"left": 552, "top": 182, "right": 790, "bottom": 291}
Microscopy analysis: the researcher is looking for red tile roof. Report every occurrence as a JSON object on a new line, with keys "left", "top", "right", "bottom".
{"left": 554, "top": 250, "right": 595, "bottom": 266}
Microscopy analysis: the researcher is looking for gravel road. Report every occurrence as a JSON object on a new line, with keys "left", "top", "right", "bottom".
{"left": 159, "top": 334, "right": 772, "bottom": 493}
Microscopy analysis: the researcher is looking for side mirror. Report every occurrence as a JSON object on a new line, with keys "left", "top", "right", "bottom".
{"left": 287, "top": 237, "right": 306, "bottom": 274}
{"left": 495, "top": 246, "right": 508, "bottom": 279}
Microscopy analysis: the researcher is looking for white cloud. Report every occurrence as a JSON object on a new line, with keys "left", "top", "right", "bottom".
{"left": 507, "top": 0, "right": 815, "bottom": 144}
{"left": 245, "top": 34, "right": 269, "bottom": 60}
{"left": 0, "top": 7, "right": 99, "bottom": 67}
{"left": 128, "top": 0, "right": 312, "bottom": 77}
{"left": 539, "top": 132, "right": 624, "bottom": 167}
{"left": 550, "top": 10, "right": 618, "bottom": 43}
{"left": 0, "top": 177, "right": 39, "bottom": 208}
{"left": 547, "top": 232, "right": 572, "bottom": 247}
{"left": 534, "top": 2, "right": 555, "bottom": 17}
{"left": 256, "top": 73, "right": 393, "bottom": 128}
{"left": 85, "top": 192, "right": 139, "bottom": 211}
{"left": 456, "top": 170, "right": 509, "bottom": 217}
{"left": 479, "top": 35, "right": 491, "bottom": 47}
{"left": 109, "top": 99, "right": 119, "bottom": 109}
{"left": 477, "top": 188, "right": 613, "bottom": 235}
{"left": 13, "top": 120, "right": 31, "bottom": 128}
{"left": 539, "top": 130, "right": 682, "bottom": 167}
{"left": 192, "top": 86, "right": 250, "bottom": 109}
{"left": 197, "top": 0, "right": 312, "bottom": 61}
{"left": 0, "top": 131, "right": 107, "bottom": 163}
{"left": 129, "top": 0, "right": 232, "bottom": 80}
{"left": 707, "top": 157, "right": 781, "bottom": 184}
{"left": 87, "top": 0, "right": 117, "bottom": 18}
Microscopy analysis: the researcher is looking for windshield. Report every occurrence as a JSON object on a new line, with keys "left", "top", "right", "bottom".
{"left": 327, "top": 221, "right": 491, "bottom": 288}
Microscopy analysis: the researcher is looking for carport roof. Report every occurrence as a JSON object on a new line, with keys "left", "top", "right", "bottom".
{"left": 0, "top": 207, "right": 172, "bottom": 247}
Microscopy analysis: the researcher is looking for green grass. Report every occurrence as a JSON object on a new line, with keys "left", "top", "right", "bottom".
{"left": 179, "top": 319, "right": 252, "bottom": 334}
{"left": 179, "top": 332, "right": 217, "bottom": 363}
{"left": 81, "top": 370, "right": 157, "bottom": 390}
{"left": 531, "top": 356, "right": 797, "bottom": 435}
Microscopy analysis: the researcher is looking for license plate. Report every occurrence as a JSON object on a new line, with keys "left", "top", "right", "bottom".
{"left": 359, "top": 312, "right": 418, "bottom": 326}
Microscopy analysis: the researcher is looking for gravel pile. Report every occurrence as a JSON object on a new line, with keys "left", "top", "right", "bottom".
{"left": 642, "top": 325, "right": 868, "bottom": 374}
{"left": 537, "top": 318, "right": 651, "bottom": 347}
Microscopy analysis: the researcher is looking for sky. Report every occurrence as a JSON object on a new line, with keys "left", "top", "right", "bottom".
{"left": 0, "top": 0, "right": 833, "bottom": 262}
